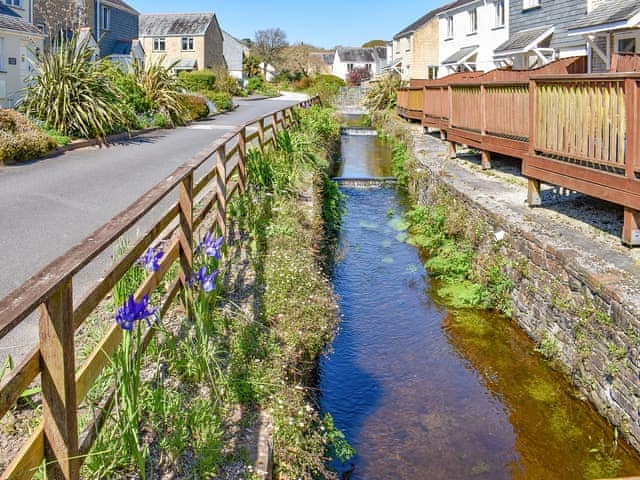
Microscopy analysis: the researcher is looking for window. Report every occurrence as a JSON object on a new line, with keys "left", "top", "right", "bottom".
{"left": 522, "top": 0, "right": 540, "bottom": 10}
{"left": 153, "top": 37, "right": 166, "bottom": 52}
{"left": 446, "top": 16, "right": 454, "bottom": 39}
{"left": 365, "top": 63, "right": 372, "bottom": 71}
{"left": 495, "top": 0, "right": 505, "bottom": 27}
{"left": 181, "top": 37, "right": 194, "bottom": 51}
{"left": 4, "top": 0, "right": 22, "bottom": 7}
{"left": 469, "top": 8, "right": 478, "bottom": 33}
{"left": 428, "top": 66, "right": 438, "bottom": 79}
{"left": 617, "top": 37, "right": 637, "bottom": 54}
{"left": 101, "top": 6, "right": 111, "bottom": 30}
{"left": 347, "top": 63, "right": 354, "bottom": 72}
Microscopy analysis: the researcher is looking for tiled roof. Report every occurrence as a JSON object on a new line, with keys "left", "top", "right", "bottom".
{"left": 336, "top": 47, "right": 388, "bottom": 63}
{"left": 494, "top": 26, "right": 553, "bottom": 53}
{"left": 310, "top": 52, "right": 334, "bottom": 65}
{"left": 140, "top": 13, "right": 214, "bottom": 36}
{"left": 393, "top": 0, "right": 471, "bottom": 39}
{"left": 442, "top": 45, "right": 479, "bottom": 64}
{"left": 0, "top": 5, "right": 41, "bottom": 35}
{"left": 570, "top": 0, "right": 640, "bottom": 31}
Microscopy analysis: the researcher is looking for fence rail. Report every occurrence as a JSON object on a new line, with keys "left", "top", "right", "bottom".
{"left": 396, "top": 65, "right": 640, "bottom": 246}
{"left": 0, "top": 96, "right": 320, "bottom": 480}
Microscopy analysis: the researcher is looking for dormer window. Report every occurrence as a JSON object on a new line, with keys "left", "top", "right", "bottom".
{"left": 4, "top": 0, "right": 22, "bottom": 7}
{"left": 469, "top": 8, "right": 478, "bottom": 34}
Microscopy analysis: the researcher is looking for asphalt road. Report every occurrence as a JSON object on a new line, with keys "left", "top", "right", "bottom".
{"left": 0, "top": 92, "right": 306, "bottom": 362}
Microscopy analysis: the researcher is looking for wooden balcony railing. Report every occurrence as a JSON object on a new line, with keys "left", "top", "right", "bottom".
{"left": 0, "top": 96, "right": 319, "bottom": 480}
{"left": 396, "top": 64, "right": 640, "bottom": 246}
{"left": 612, "top": 53, "right": 640, "bottom": 73}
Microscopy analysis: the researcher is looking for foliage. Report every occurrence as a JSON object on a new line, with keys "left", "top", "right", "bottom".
{"left": 363, "top": 73, "right": 402, "bottom": 111}
{"left": 308, "top": 74, "right": 345, "bottom": 104}
{"left": 103, "top": 62, "right": 154, "bottom": 116}
{"left": 280, "top": 43, "right": 314, "bottom": 77}
{"left": 152, "top": 112, "right": 171, "bottom": 128}
{"left": 0, "top": 110, "right": 56, "bottom": 164}
{"left": 132, "top": 59, "right": 185, "bottom": 124}
{"left": 347, "top": 68, "right": 371, "bottom": 86}
{"left": 297, "top": 104, "right": 341, "bottom": 157}
{"left": 209, "top": 66, "right": 242, "bottom": 95}
{"left": 177, "top": 93, "right": 209, "bottom": 121}
{"left": 243, "top": 55, "right": 262, "bottom": 78}
{"left": 362, "top": 39, "right": 388, "bottom": 48}
{"left": 178, "top": 70, "right": 216, "bottom": 92}
{"left": 391, "top": 142, "right": 410, "bottom": 187}
{"left": 19, "top": 35, "right": 127, "bottom": 138}
{"left": 246, "top": 76, "right": 265, "bottom": 93}
{"left": 201, "top": 91, "right": 233, "bottom": 111}
{"left": 252, "top": 28, "right": 288, "bottom": 75}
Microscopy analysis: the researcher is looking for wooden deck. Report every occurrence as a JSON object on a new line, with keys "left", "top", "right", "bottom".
{"left": 0, "top": 97, "right": 319, "bottom": 480}
{"left": 397, "top": 58, "right": 640, "bottom": 246}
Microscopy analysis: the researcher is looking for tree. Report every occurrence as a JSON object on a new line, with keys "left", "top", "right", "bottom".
{"left": 252, "top": 28, "right": 288, "bottom": 77}
{"left": 362, "top": 40, "right": 388, "bottom": 48}
{"left": 34, "top": 0, "right": 88, "bottom": 47}
{"left": 280, "top": 43, "right": 314, "bottom": 78}
{"left": 243, "top": 55, "right": 262, "bottom": 78}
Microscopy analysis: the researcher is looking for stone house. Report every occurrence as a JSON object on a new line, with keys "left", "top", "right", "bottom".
{"left": 33, "top": 0, "right": 140, "bottom": 59}
{"left": 391, "top": 2, "right": 453, "bottom": 81}
{"left": 332, "top": 46, "right": 387, "bottom": 81}
{"left": 494, "top": 0, "right": 588, "bottom": 69}
{"left": 139, "top": 12, "right": 225, "bottom": 72}
{"left": 222, "top": 30, "right": 248, "bottom": 80}
{"left": 0, "top": 1, "right": 44, "bottom": 107}
{"left": 438, "top": 0, "right": 510, "bottom": 76}
{"left": 568, "top": 0, "right": 640, "bottom": 72}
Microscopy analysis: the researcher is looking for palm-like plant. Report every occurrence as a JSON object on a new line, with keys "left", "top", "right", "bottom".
{"left": 363, "top": 73, "right": 403, "bottom": 112}
{"left": 19, "top": 36, "right": 127, "bottom": 138}
{"left": 131, "top": 57, "right": 185, "bottom": 124}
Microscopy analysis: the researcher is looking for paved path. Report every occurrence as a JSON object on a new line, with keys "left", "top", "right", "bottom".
{"left": 0, "top": 92, "right": 307, "bottom": 362}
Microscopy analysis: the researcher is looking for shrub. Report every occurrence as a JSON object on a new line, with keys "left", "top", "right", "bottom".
{"left": 363, "top": 73, "right": 402, "bottom": 111}
{"left": 133, "top": 59, "right": 184, "bottom": 125}
{"left": 19, "top": 36, "right": 128, "bottom": 138}
{"left": 104, "top": 63, "right": 154, "bottom": 115}
{"left": 293, "top": 76, "right": 312, "bottom": 90}
{"left": 153, "top": 112, "right": 171, "bottom": 128}
{"left": 247, "top": 76, "right": 265, "bottom": 93}
{"left": 0, "top": 110, "right": 56, "bottom": 164}
{"left": 201, "top": 91, "right": 233, "bottom": 111}
{"left": 210, "top": 66, "right": 242, "bottom": 95}
{"left": 308, "top": 74, "right": 345, "bottom": 104}
{"left": 178, "top": 93, "right": 209, "bottom": 121}
{"left": 178, "top": 70, "right": 216, "bottom": 92}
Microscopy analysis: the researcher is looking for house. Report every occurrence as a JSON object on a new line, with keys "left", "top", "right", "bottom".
{"left": 0, "top": 2, "right": 44, "bottom": 107}
{"left": 33, "top": 0, "right": 140, "bottom": 60}
{"left": 309, "top": 52, "right": 334, "bottom": 74}
{"left": 332, "top": 46, "right": 387, "bottom": 81}
{"left": 391, "top": 2, "right": 452, "bottom": 80}
{"left": 139, "top": 12, "right": 225, "bottom": 72}
{"left": 222, "top": 30, "right": 248, "bottom": 80}
{"left": 568, "top": 0, "right": 640, "bottom": 72}
{"left": 494, "top": 0, "right": 588, "bottom": 69}
{"left": 438, "top": 0, "right": 509, "bottom": 76}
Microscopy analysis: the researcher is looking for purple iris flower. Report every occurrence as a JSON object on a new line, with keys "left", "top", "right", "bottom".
{"left": 137, "top": 247, "right": 163, "bottom": 272}
{"left": 196, "top": 232, "right": 224, "bottom": 260}
{"left": 191, "top": 266, "right": 219, "bottom": 293}
{"left": 115, "top": 294, "right": 157, "bottom": 331}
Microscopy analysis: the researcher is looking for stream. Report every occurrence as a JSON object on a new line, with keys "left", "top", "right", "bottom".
{"left": 319, "top": 129, "right": 640, "bottom": 479}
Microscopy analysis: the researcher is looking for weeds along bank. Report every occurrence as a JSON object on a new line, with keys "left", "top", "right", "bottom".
{"left": 0, "top": 105, "right": 350, "bottom": 479}
{"left": 372, "top": 109, "right": 640, "bottom": 453}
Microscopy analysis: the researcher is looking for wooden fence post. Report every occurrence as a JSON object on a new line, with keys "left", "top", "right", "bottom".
{"left": 216, "top": 145, "right": 227, "bottom": 238}
{"left": 238, "top": 127, "right": 247, "bottom": 193}
{"left": 258, "top": 119, "right": 265, "bottom": 152}
{"left": 40, "top": 279, "right": 80, "bottom": 480}
{"left": 178, "top": 172, "right": 194, "bottom": 283}
{"left": 272, "top": 113, "right": 279, "bottom": 145}
{"left": 623, "top": 78, "right": 640, "bottom": 246}
{"left": 526, "top": 78, "right": 542, "bottom": 207}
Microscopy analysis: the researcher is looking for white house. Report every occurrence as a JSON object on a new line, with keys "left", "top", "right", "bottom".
{"left": 222, "top": 30, "right": 248, "bottom": 80}
{"left": 438, "top": 0, "right": 510, "bottom": 76}
{"left": 0, "top": 2, "right": 44, "bottom": 107}
{"left": 332, "top": 46, "right": 387, "bottom": 81}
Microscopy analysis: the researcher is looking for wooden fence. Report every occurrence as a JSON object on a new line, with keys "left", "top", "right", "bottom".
{"left": 0, "top": 96, "right": 320, "bottom": 480}
{"left": 397, "top": 63, "right": 640, "bottom": 246}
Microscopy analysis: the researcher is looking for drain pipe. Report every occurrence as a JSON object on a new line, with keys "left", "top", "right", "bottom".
{"left": 96, "top": 0, "right": 101, "bottom": 39}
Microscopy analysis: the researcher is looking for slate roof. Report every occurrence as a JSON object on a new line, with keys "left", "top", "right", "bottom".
{"left": 570, "top": 0, "right": 640, "bottom": 31}
{"left": 102, "top": 0, "right": 139, "bottom": 15}
{"left": 494, "top": 26, "right": 553, "bottom": 53}
{"left": 442, "top": 45, "right": 479, "bottom": 64}
{"left": 393, "top": 0, "right": 471, "bottom": 40}
{"left": 140, "top": 13, "right": 215, "bottom": 36}
{"left": 309, "top": 52, "right": 334, "bottom": 65}
{"left": 0, "top": 4, "right": 42, "bottom": 35}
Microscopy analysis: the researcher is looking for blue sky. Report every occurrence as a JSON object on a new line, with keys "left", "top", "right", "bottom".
{"left": 131, "top": 0, "right": 444, "bottom": 49}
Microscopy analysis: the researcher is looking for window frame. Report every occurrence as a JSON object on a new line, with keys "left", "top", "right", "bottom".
{"left": 446, "top": 15, "right": 454, "bottom": 39}
{"left": 181, "top": 37, "right": 194, "bottom": 51}
{"left": 4, "top": 0, "right": 22, "bottom": 8}
{"left": 495, "top": 0, "right": 505, "bottom": 28}
{"left": 153, "top": 37, "right": 166, "bottom": 52}
{"left": 522, "top": 0, "right": 541, "bottom": 10}
{"left": 101, "top": 5, "right": 111, "bottom": 31}
{"left": 468, "top": 8, "right": 478, "bottom": 34}
{"left": 616, "top": 32, "right": 640, "bottom": 54}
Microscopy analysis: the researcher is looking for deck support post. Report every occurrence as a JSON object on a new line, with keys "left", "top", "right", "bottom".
{"left": 447, "top": 141, "right": 456, "bottom": 159}
{"left": 440, "top": 130, "right": 447, "bottom": 140}
{"left": 527, "top": 178, "right": 542, "bottom": 207}
{"left": 623, "top": 207, "right": 640, "bottom": 247}
{"left": 481, "top": 150, "right": 492, "bottom": 170}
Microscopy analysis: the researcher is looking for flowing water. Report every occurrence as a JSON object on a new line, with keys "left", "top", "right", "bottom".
{"left": 319, "top": 131, "right": 640, "bottom": 479}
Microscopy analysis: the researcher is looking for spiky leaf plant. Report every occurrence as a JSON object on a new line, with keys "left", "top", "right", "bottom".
{"left": 19, "top": 36, "right": 127, "bottom": 139}
{"left": 131, "top": 57, "right": 185, "bottom": 125}
{"left": 363, "top": 73, "right": 403, "bottom": 112}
